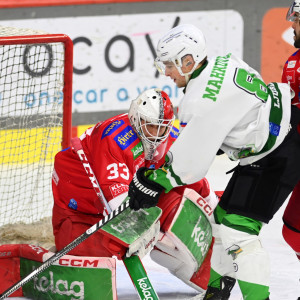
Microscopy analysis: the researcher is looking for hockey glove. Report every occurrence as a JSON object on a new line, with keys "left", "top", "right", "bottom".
{"left": 129, "top": 167, "right": 164, "bottom": 211}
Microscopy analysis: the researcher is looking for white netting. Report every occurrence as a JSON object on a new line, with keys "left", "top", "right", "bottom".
{"left": 0, "top": 26, "right": 67, "bottom": 233}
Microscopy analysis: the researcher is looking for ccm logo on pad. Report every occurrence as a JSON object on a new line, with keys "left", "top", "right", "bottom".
{"left": 196, "top": 197, "right": 213, "bottom": 216}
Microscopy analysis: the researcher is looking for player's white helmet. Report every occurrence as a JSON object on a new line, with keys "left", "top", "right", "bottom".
{"left": 287, "top": 0, "right": 300, "bottom": 21}
{"left": 129, "top": 88, "right": 175, "bottom": 161}
{"left": 155, "top": 24, "right": 207, "bottom": 76}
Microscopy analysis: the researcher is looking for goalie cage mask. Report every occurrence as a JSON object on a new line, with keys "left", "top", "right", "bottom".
{"left": 129, "top": 88, "right": 175, "bottom": 161}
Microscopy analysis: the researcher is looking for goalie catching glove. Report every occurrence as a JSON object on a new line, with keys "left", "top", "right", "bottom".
{"left": 129, "top": 167, "right": 165, "bottom": 211}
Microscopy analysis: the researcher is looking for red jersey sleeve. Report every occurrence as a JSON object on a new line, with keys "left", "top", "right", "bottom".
{"left": 282, "top": 50, "right": 300, "bottom": 108}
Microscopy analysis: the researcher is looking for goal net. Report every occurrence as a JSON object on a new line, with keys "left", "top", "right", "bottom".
{"left": 0, "top": 26, "right": 73, "bottom": 246}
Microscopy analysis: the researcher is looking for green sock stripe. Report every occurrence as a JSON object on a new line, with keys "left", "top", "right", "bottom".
{"left": 238, "top": 279, "right": 270, "bottom": 300}
{"left": 208, "top": 268, "right": 222, "bottom": 289}
{"left": 222, "top": 214, "right": 262, "bottom": 235}
{"left": 214, "top": 205, "right": 227, "bottom": 224}
{"left": 169, "top": 164, "right": 186, "bottom": 186}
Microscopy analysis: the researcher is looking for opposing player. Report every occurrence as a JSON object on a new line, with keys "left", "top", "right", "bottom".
{"left": 281, "top": 0, "right": 300, "bottom": 263}
{"left": 52, "top": 88, "right": 219, "bottom": 297}
{"left": 128, "top": 24, "right": 300, "bottom": 300}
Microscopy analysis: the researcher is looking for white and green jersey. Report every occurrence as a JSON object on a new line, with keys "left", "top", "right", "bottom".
{"left": 150, "top": 53, "right": 292, "bottom": 191}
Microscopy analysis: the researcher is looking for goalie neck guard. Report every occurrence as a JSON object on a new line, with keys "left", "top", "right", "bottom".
{"left": 128, "top": 88, "right": 174, "bottom": 161}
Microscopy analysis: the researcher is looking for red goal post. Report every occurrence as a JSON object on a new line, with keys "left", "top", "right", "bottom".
{"left": 0, "top": 28, "right": 73, "bottom": 238}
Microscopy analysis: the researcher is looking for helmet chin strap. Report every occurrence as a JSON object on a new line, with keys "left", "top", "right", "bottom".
{"left": 184, "top": 74, "right": 190, "bottom": 84}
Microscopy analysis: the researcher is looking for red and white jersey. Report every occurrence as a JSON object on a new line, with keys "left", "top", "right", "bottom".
{"left": 282, "top": 49, "right": 300, "bottom": 108}
{"left": 52, "top": 113, "right": 178, "bottom": 215}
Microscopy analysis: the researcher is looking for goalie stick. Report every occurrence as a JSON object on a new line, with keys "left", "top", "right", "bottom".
{"left": 71, "top": 137, "right": 159, "bottom": 300}
{"left": 0, "top": 200, "right": 130, "bottom": 299}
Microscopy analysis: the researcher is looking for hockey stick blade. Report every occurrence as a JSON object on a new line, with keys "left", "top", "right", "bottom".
{"left": 0, "top": 200, "right": 130, "bottom": 299}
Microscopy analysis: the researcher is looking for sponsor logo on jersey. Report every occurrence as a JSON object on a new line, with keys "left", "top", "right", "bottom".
{"left": 101, "top": 119, "right": 124, "bottom": 139}
{"left": 131, "top": 141, "right": 144, "bottom": 159}
{"left": 109, "top": 183, "right": 129, "bottom": 198}
{"left": 287, "top": 60, "right": 296, "bottom": 68}
{"left": 114, "top": 126, "right": 138, "bottom": 150}
{"left": 33, "top": 270, "right": 84, "bottom": 298}
{"left": 170, "top": 126, "right": 179, "bottom": 138}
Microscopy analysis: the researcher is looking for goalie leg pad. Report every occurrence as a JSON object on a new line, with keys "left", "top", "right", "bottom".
{"left": 0, "top": 244, "right": 117, "bottom": 300}
{"left": 150, "top": 188, "right": 214, "bottom": 292}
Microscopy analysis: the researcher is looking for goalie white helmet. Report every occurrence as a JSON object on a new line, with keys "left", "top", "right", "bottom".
{"left": 155, "top": 24, "right": 207, "bottom": 76}
{"left": 287, "top": 0, "right": 300, "bottom": 21}
{"left": 129, "top": 88, "right": 175, "bottom": 161}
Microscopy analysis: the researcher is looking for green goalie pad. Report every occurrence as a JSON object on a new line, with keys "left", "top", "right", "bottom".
{"left": 21, "top": 256, "right": 116, "bottom": 300}
{"left": 101, "top": 204, "right": 162, "bottom": 247}
{"left": 0, "top": 244, "right": 117, "bottom": 300}
{"left": 168, "top": 192, "right": 213, "bottom": 267}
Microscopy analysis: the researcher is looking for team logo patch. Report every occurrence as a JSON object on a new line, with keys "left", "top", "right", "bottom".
{"left": 286, "top": 70, "right": 295, "bottom": 83}
{"left": 134, "top": 156, "right": 145, "bottom": 172}
{"left": 170, "top": 126, "right": 179, "bottom": 138}
{"left": 114, "top": 126, "right": 138, "bottom": 150}
{"left": 101, "top": 120, "right": 124, "bottom": 139}
{"left": 180, "top": 122, "right": 187, "bottom": 129}
{"left": 109, "top": 183, "right": 129, "bottom": 198}
{"left": 131, "top": 142, "right": 144, "bottom": 159}
{"left": 269, "top": 122, "right": 280, "bottom": 136}
{"left": 68, "top": 198, "right": 78, "bottom": 210}
{"left": 52, "top": 168, "right": 59, "bottom": 185}
{"left": 287, "top": 60, "right": 296, "bottom": 68}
